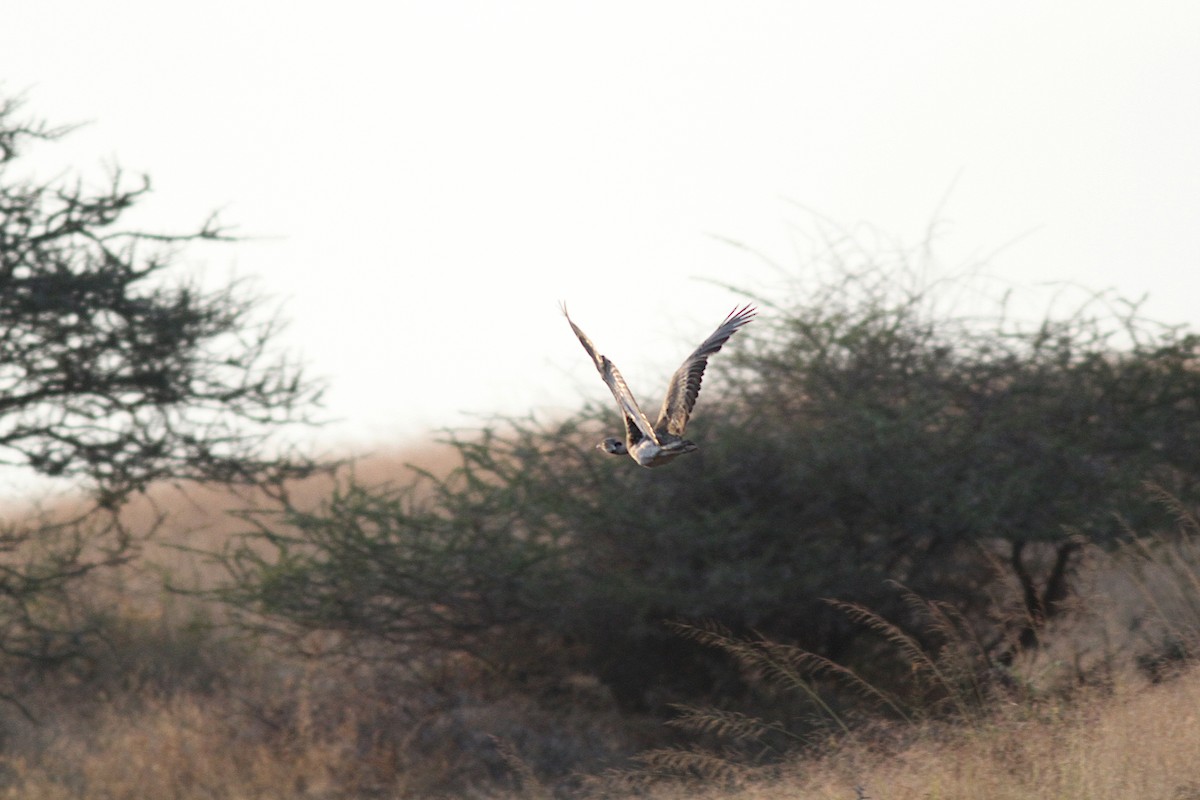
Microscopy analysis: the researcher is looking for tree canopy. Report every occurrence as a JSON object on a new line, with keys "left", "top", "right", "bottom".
{"left": 0, "top": 95, "right": 321, "bottom": 678}
{"left": 0, "top": 97, "right": 320, "bottom": 502}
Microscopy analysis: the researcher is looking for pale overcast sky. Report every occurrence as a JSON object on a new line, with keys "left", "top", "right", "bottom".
{"left": 3, "top": 2, "right": 1199, "bottom": 454}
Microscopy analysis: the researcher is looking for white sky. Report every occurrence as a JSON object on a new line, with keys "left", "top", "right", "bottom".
{"left": 3, "top": 2, "right": 1200, "bottom": 456}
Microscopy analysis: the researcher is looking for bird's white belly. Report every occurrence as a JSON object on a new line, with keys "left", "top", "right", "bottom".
{"left": 629, "top": 438, "right": 696, "bottom": 468}
{"left": 629, "top": 439, "right": 664, "bottom": 467}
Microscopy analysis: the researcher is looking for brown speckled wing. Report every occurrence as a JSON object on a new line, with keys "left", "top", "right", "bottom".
{"left": 561, "top": 303, "right": 659, "bottom": 446}
{"left": 654, "top": 303, "right": 756, "bottom": 436}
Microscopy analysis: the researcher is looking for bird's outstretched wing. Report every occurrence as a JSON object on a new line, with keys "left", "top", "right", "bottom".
{"left": 561, "top": 303, "right": 659, "bottom": 446}
{"left": 654, "top": 303, "right": 756, "bottom": 437}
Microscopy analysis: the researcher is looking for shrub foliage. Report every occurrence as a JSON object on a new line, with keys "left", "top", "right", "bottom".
{"left": 217, "top": 244, "right": 1200, "bottom": 712}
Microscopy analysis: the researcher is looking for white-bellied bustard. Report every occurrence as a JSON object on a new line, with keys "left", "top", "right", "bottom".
{"left": 561, "top": 303, "right": 756, "bottom": 467}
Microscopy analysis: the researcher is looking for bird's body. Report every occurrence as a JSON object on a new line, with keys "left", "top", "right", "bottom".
{"left": 561, "top": 303, "right": 756, "bottom": 467}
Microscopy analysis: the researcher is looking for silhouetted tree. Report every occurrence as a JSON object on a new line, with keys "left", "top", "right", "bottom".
{"left": 0, "top": 96, "right": 320, "bottom": 682}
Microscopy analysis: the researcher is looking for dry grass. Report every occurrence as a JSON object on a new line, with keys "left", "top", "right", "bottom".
{"left": 4, "top": 653, "right": 1200, "bottom": 799}
{"left": 0, "top": 693, "right": 374, "bottom": 800}
{"left": 648, "top": 669, "right": 1200, "bottom": 800}
{"left": 0, "top": 642, "right": 639, "bottom": 799}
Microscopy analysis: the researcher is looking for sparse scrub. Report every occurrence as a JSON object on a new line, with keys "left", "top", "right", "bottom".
{"left": 1, "top": 451, "right": 1200, "bottom": 798}
{"left": 0, "top": 531, "right": 1195, "bottom": 799}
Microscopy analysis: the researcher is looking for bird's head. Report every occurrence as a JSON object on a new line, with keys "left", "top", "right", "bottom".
{"left": 597, "top": 437, "right": 627, "bottom": 456}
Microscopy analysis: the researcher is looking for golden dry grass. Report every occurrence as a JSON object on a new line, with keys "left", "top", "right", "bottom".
{"left": 645, "top": 668, "right": 1200, "bottom": 800}
{"left": 0, "top": 693, "right": 370, "bottom": 800}
{"left": 4, "top": 660, "right": 1200, "bottom": 799}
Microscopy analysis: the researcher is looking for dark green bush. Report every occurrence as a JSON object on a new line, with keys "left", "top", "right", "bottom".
{"left": 215, "top": 248, "right": 1200, "bottom": 712}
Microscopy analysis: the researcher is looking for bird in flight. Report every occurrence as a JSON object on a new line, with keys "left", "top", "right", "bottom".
{"left": 561, "top": 303, "right": 756, "bottom": 467}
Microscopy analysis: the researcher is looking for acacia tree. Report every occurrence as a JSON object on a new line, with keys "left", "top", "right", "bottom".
{"left": 0, "top": 97, "right": 321, "bottom": 671}
{"left": 213, "top": 229, "right": 1200, "bottom": 713}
